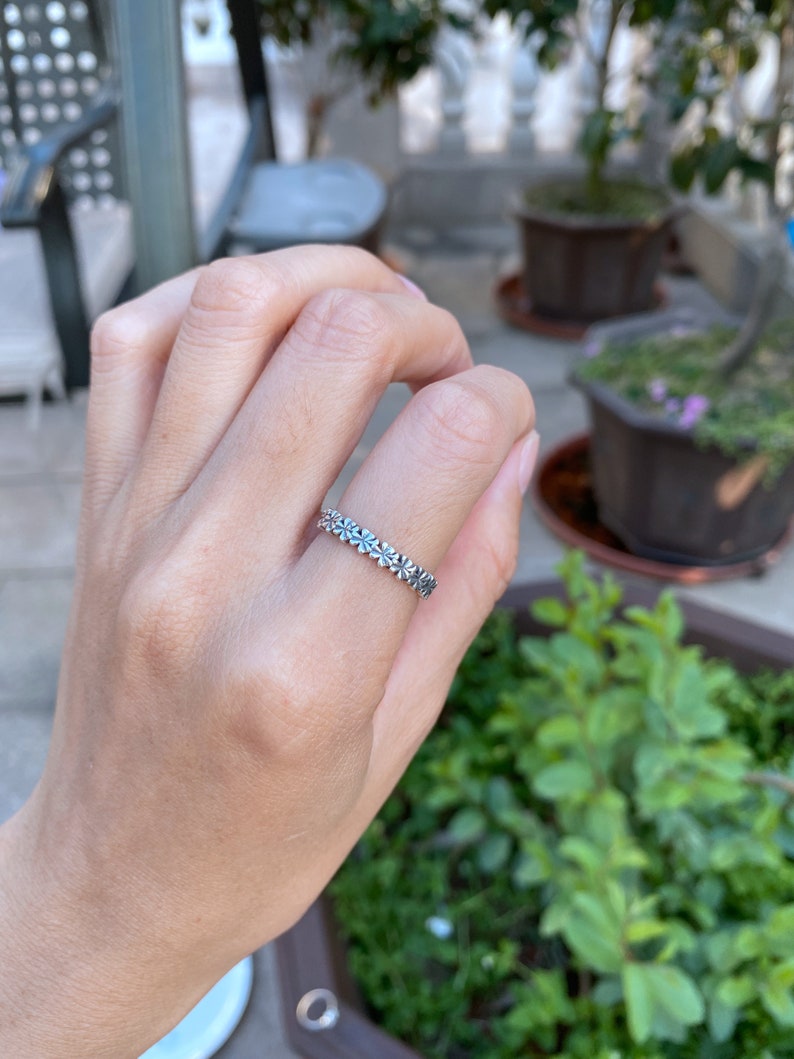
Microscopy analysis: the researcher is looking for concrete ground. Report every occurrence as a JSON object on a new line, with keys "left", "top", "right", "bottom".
{"left": 2, "top": 242, "right": 794, "bottom": 1056}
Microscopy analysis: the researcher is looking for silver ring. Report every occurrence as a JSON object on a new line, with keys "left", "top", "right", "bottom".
{"left": 296, "top": 988, "right": 340, "bottom": 1032}
{"left": 317, "top": 509, "right": 438, "bottom": 600}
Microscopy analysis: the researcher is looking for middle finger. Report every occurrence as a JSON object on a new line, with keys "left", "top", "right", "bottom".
{"left": 177, "top": 289, "right": 473, "bottom": 573}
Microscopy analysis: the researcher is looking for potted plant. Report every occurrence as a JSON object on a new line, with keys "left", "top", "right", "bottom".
{"left": 277, "top": 554, "right": 794, "bottom": 1057}
{"left": 571, "top": 0, "right": 794, "bottom": 565}
{"left": 255, "top": 0, "right": 468, "bottom": 158}
{"left": 485, "top": 0, "right": 684, "bottom": 323}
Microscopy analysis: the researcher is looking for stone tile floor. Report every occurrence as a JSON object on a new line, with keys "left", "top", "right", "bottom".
{"left": 1, "top": 243, "right": 793, "bottom": 1057}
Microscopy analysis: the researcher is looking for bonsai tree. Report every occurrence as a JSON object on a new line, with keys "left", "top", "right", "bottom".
{"left": 573, "top": 0, "right": 794, "bottom": 565}
{"left": 255, "top": 0, "right": 468, "bottom": 156}
{"left": 665, "top": 0, "right": 794, "bottom": 375}
{"left": 481, "top": 0, "right": 692, "bottom": 321}
{"left": 482, "top": 0, "right": 687, "bottom": 214}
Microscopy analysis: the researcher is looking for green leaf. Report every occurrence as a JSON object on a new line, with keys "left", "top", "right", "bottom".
{"left": 531, "top": 597, "right": 569, "bottom": 627}
{"left": 559, "top": 836, "right": 603, "bottom": 873}
{"left": 536, "top": 715, "right": 581, "bottom": 748}
{"left": 703, "top": 136, "right": 741, "bottom": 194}
{"left": 484, "top": 776, "right": 514, "bottom": 817}
{"left": 716, "top": 974, "right": 756, "bottom": 1008}
{"left": 625, "top": 918, "right": 669, "bottom": 946}
{"left": 760, "top": 979, "right": 794, "bottom": 1026}
{"left": 533, "top": 760, "right": 594, "bottom": 800}
{"left": 562, "top": 892, "right": 625, "bottom": 975}
{"left": 477, "top": 832, "right": 512, "bottom": 874}
{"left": 670, "top": 147, "right": 699, "bottom": 190}
{"left": 623, "top": 963, "right": 655, "bottom": 1043}
{"left": 623, "top": 963, "right": 705, "bottom": 1044}
{"left": 709, "top": 995, "right": 740, "bottom": 1043}
{"left": 447, "top": 807, "right": 487, "bottom": 844}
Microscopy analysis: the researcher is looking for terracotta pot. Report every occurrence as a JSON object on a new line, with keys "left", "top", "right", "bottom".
{"left": 274, "top": 580, "right": 794, "bottom": 1058}
{"left": 514, "top": 180, "right": 677, "bottom": 322}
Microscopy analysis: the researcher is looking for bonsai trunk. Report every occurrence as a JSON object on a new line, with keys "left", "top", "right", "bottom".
{"left": 717, "top": 225, "right": 789, "bottom": 379}
{"left": 718, "top": 8, "right": 794, "bottom": 379}
{"left": 581, "top": 0, "right": 621, "bottom": 208}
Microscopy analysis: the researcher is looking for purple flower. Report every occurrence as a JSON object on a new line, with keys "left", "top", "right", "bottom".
{"left": 648, "top": 378, "right": 668, "bottom": 403}
{"left": 679, "top": 394, "right": 710, "bottom": 429}
{"left": 582, "top": 339, "right": 602, "bottom": 359}
{"left": 664, "top": 398, "right": 682, "bottom": 417}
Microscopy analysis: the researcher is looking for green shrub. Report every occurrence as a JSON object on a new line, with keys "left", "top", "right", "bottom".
{"left": 331, "top": 553, "right": 794, "bottom": 1058}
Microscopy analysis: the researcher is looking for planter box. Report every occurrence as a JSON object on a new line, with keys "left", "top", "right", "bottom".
{"left": 572, "top": 311, "right": 794, "bottom": 566}
{"left": 514, "top": 181, "right": 676, "bottom": 322}
{"left": 275, "top": 579, "right": 794, "bottom": 1058}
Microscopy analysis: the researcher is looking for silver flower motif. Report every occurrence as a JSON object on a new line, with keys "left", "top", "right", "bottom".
{"left": 408, "top": 566, "right": 427, "bottom": 593}
{"left": 318, "top": 509, "right": 340, "bottom": 532}
{"left": 334, "top": 516, "right": 356, "bottom": 542}
{"left": 419, "top": 572, "right": 438, "bottom": 599}
{"left": 371, "top": 541, "right": 397, "bottom": 568}
{"left": 392, "top": 555, "right": 416, "bottom": 581}
{"left": 349, "top": 526, "right": 378, "bottom": 554}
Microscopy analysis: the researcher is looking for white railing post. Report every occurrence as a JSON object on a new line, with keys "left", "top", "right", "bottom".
{"left": 434, "top": 24, "right": 472, "bottom": 154}
{"left": 509, "top": 18, "right": 539, "bottom": 155}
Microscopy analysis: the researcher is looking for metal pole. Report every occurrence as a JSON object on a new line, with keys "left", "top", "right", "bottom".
{"left": 109, "top": 0, "right": 197, "bottom": 292}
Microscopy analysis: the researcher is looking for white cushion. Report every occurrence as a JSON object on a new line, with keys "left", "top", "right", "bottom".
{"left": 0, "top": 202, "right": 133, "bottom": 395}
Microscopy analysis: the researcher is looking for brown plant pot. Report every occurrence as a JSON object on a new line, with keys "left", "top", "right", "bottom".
{"left": 574, "top": 376, "right": 794, "bottom": 565}
{"left": 275, "top": 581, "right": 794, "bottom": 1059}
{"left": 532, "top": 433, "right": 793, "bottom": 583}
{"left": 514, "top": 181, "right": 677, "bottom": 322}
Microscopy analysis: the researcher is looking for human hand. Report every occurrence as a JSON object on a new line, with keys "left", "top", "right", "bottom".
{"left": 0, "top": 246, "right": 535, "bottom": 1056}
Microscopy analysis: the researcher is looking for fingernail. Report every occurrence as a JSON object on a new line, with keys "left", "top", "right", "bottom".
{"left": 396, "top": 274, "right": 428, "bottom": 300}
{"left": 518, "top": 430, "right": 540, "bottom": 496}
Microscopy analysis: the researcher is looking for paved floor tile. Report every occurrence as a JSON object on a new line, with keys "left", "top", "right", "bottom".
{"left": 0, "top": 400, "right": 85, "bottom": 479}
{"left": 0, "top": 576, "right": 73, "bottom": 706}
{"left": 0, "top": 479, "right": 79, "bottom": 571}
{"left": 217, "top": 944, "right": 300, "bottom": 1058}
{"left": 0, "top": 710, "right": 52, "bottom": 823}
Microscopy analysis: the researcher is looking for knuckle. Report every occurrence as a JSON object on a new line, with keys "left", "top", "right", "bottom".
{"left": 116, "top": 563, "right": 204, "bottom": 680}
{"left": 222, "top": 636, "right": 378, "bottom": 764}
{"left": 189, "top": 257, "right": 284, "bottom": 321}
{"left": 412, "top": 377, "right": 505, "bottom": 464}
{"left": 90, "top": 304, "right": 153, "bottom": 366}
{"left": 290, "top": 288, "right": 392, "bottom": 366}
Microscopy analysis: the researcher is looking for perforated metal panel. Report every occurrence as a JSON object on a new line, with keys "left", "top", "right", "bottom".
{"left": 0, "top": 0, "right": 123, "bottom": 208}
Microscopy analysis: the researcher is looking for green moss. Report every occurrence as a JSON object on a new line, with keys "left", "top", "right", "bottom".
{"left": 522, "top": 179, "right": 669, "bottom": 221}
{"left": 576, "top": 320, "right": 794, "bottom": 483}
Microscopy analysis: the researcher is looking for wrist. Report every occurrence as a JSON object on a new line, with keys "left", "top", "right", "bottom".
{"left": 0, "top": 805, "right": 173, "bottom": 1058}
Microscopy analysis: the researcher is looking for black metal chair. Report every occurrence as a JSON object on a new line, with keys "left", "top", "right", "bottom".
{"left": 0, "top": 0, "right": 389, "bottom": 401}
{"left": 0, "top": 0, "right": 132, "bottom": 398}
{"left": 209, "top": 0, "right": 388, "bottom": 260}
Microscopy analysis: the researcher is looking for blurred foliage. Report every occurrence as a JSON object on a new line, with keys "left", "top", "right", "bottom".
{"left": 255, "top": 0, "right": 468, "bottom": 105}
{"left": 332, "top": 552, "right": 794, "bottom": 1057}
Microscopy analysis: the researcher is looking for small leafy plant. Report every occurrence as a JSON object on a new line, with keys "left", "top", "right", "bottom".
{"left": 331, "top": 553, "right": 794, "bottom": 1058}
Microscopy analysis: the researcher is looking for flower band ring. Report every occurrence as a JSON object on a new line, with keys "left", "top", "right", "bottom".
{"left": 317, "top": 509, "right": 438, "bottom": 600}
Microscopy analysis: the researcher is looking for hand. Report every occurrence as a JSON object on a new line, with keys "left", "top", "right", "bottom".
{"left": 0, "top": 246, "right": 535, "bottom": 1057}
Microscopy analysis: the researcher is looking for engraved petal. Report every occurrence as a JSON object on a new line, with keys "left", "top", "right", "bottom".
{"left": 373, "top": 542, "right": 397, "bottom": 568}
{"left": 335, "top": 516, "right": 356, "bottom": 542}
{"left": 393, "top": 555, "right": 416, "bottom": 581}
{"left": 355, "top": 529, "right": 378, "bottom": 554}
